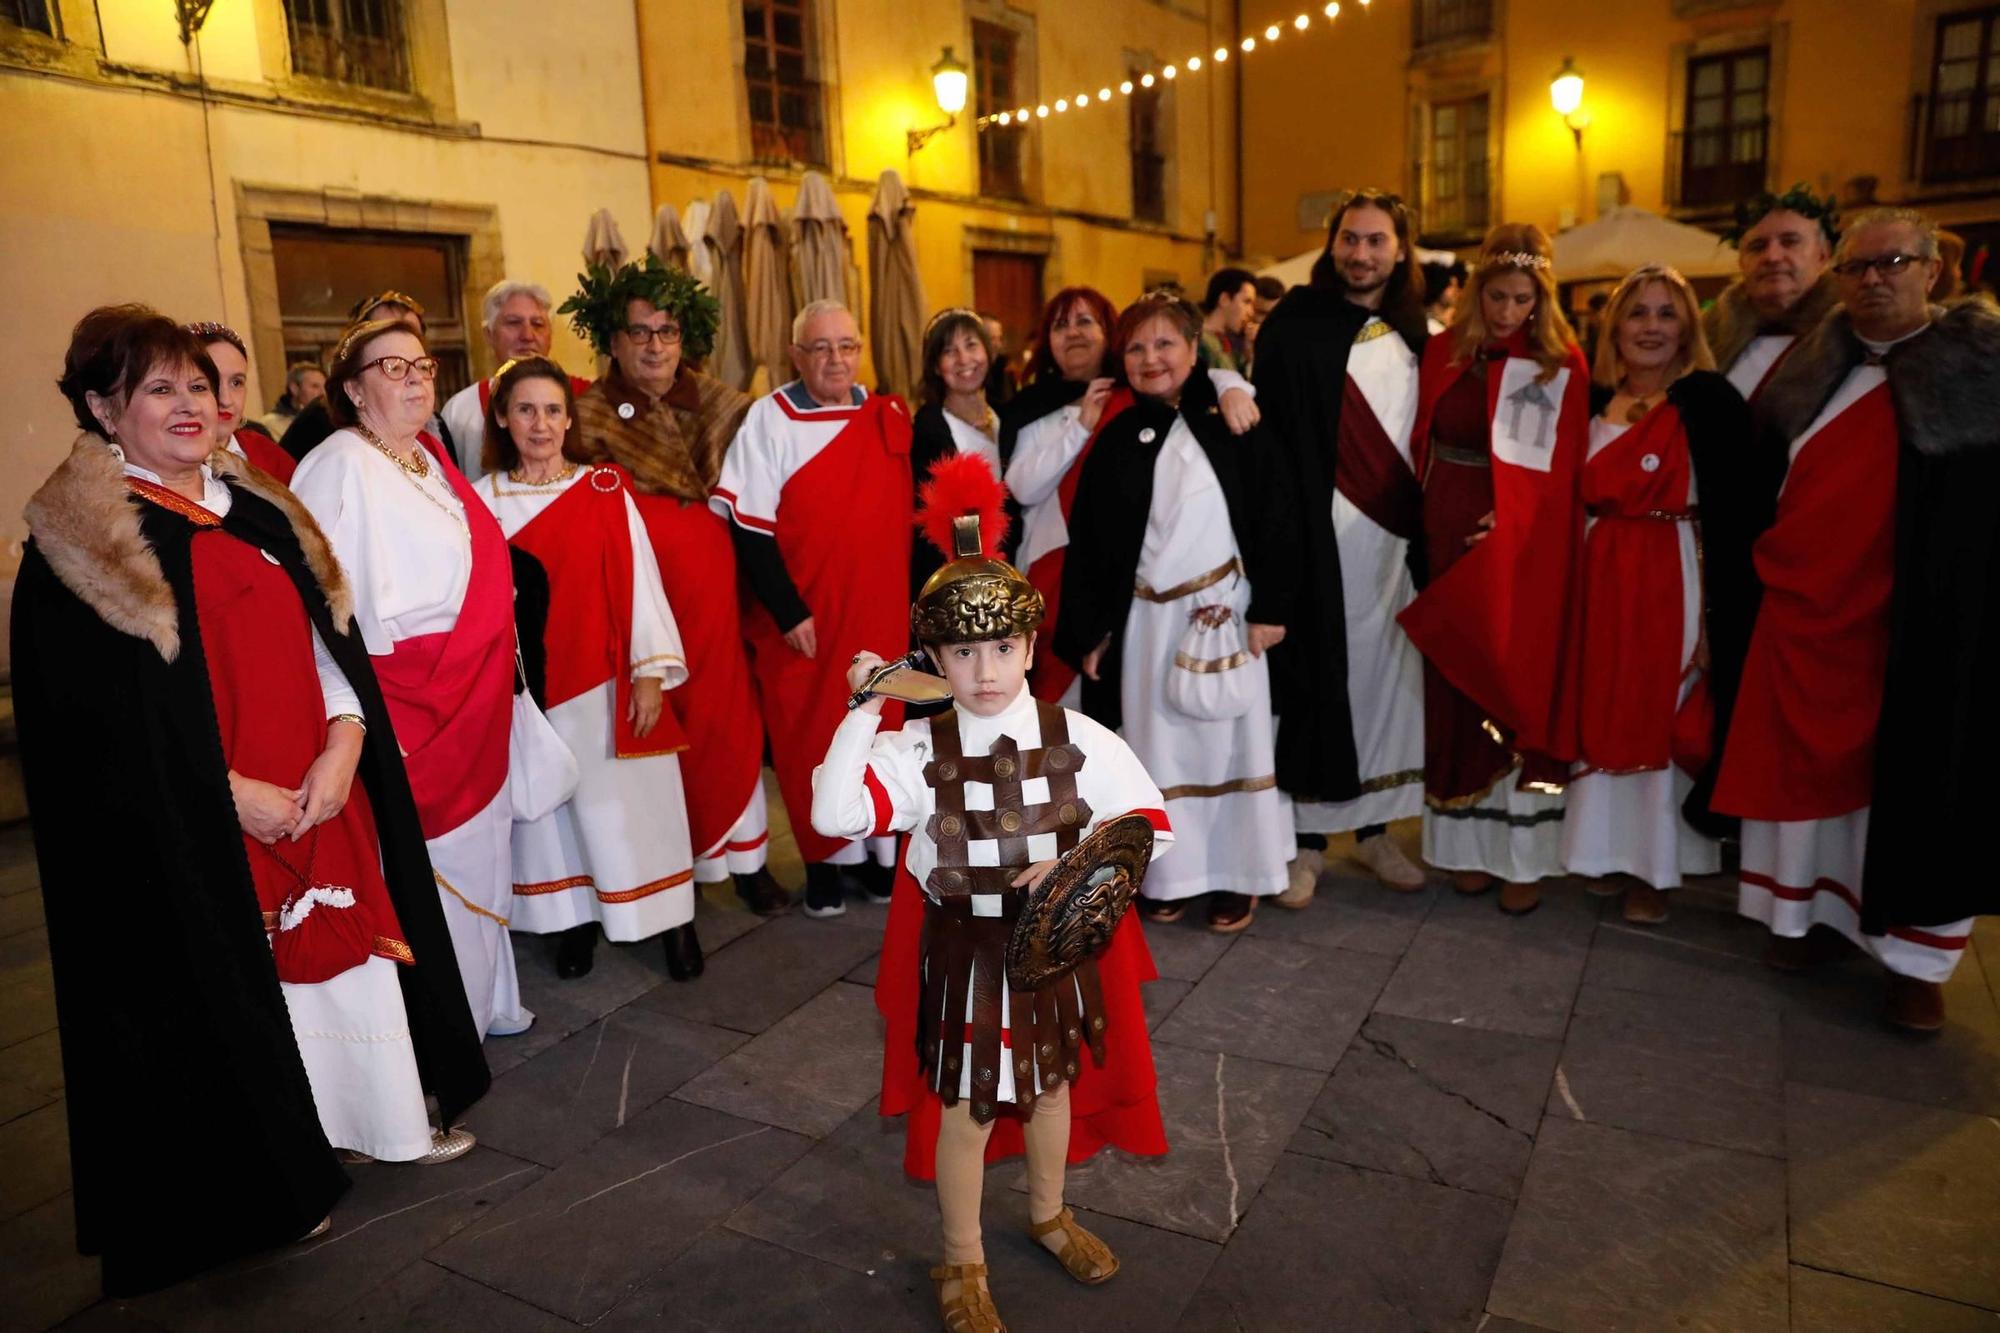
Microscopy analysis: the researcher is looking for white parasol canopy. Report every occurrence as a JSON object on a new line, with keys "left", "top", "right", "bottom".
{"left": 1551, "top": 207, "right": 1738, "bottom": 282}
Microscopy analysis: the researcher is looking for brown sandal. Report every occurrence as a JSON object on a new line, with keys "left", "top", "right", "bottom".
{"left": 1028, "top": 1206, "right": 1121, "bottom": 1284}
{"left": 930, "top": 1262, "right": 1006, "bottom": 1333}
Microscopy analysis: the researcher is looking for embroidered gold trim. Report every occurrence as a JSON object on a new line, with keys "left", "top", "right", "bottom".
{"left": 1136, "top": 557, "right": 1242, "bottom": 603}
{"left": 1357, "top": 767, "right": 1424, "bottom": 794}
{"left": 618, "top": 742, "right": 692, "bottom": 760}
{"left": 435, "top": 871, "right": 510, "bottom": 926}
{"left": 1173, "top": 649, "right": 1252, "bottom": 673}
{"left": 514, "top": 874, "right": 594, "bottom": 896}
{"left": 1353, "top": 319, "right": 1394, "bottom": 345}
{"left": 1159, "top": 774, "right": 1278, "bottom": 800}
{"left": 598, "top": 868, "right": 694, "bottom": 903}
{"left": 261, "top": 909, "right": 279, "bottom": 931}
{"left": 630, "top": 653, "right": 686, "bottom": 671}
{"left": 374, "top": 936, "right": 415, "bottom": 963}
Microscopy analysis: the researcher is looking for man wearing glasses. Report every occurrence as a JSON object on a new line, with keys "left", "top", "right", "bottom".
{"left": 1713, "top": 206, "right": 2000, "bottom": 1032}
{"left": 1706, "top": 184, "right": 1841, "bottom": 402}
{"left": 713, "top": 299, "right": 914, "bottom": 918}
{"left": 440, "top": 280, "right": 591, "bottom": 484}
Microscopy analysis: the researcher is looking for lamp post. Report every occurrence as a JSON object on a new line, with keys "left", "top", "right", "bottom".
{"left": 1550, "top": 56, "right": 1587, "bottom": 149}
{"left": 907, "top": 47, "right": 970, "bottom": 154}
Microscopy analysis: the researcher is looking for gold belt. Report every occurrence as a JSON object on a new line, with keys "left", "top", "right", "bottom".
{"left": 1135, "top": 557, "right": 1241, "bottom": 603}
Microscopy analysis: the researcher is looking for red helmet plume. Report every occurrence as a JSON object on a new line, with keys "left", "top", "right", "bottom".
{"left": 914, "top": 452, "right": 1009, "bottom": 560}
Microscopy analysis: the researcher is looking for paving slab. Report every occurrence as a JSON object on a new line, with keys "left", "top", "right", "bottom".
{"left": 1781, "top": 948, "right": 2000, "bottom": 1116}
{"left": 1485, "top": 1118, "right": 1788, "bottom": 1332}
{"left": 1550, "top": 984, "right": 1785, "bottom": 1157}
{"left": 513, "top": 929, "right": 670, "bottom": 1031}
{"left": 0, "top": 828, "right": 39, "bottom": 897}
{"left": 1790, "top": 1266, "right": 1998, "bottom": 1331}
{"left": 1133, "top": 917, "right": 1235, "bottom": 983}
{"left": 1245, "top": 872, "right": 1437, "bottom": 960}
{"left": 1177, "top": 1152, "right": 1512, "bottom": 1332}
{"left": 119, "top": 1146, "right": 544, "bottom": 1333}
{"left": 0, "top": 887, "right": 43, "bottom": 940}
{"left": 1373, "top": 879, "right": 1598, "bottom": 1040}
{"left": 0, "top": 1192, "right": 100, "bottom": 1333}
{"left": 595, "top": 1227, "right": 923, "bottom": 1332}
{"left": 631, "top": 915, "right": 880, "bottom": 1035}
{"left": 1786, "top": 1082, "right": 2000, "bottom": 1311}
{"left": 0, "top": 1025, "right": 59, "bottom": 1126}
{"left": 0, "top": 954, "right": 55, "bottom": 1051}
{"left": 844, "top": 951, "right": 880, "bottom": 987}
{"left": 0, "top": 1099, "right": 68, "bottom": 1224}
{"left": 323, "top": 1261, "right": 577, "bottom": 1331}
{"left": 1290, "top": 1013, "right": 1557, "bottom": 1200}
{"left": 1143, "top": 976, "right": 1192, "bottom": 1033}
{"left": 1581, "top": 893, "right": 1796, "bottom": 1013}
{"left": 1042, "top": 1040, "right": 1325, "bottom": 1244}
{"left": 675, "top": 981, "right": 884, "bottom": 1138}
{"left": 430, "top": 1099, "right": 812, "bottom": 1323}
{"left": 1152, "top": 936, "right": 1394, "bottom": 1073}
{"left": 465, "top": 1006, "right": 746, "bottom": 1167}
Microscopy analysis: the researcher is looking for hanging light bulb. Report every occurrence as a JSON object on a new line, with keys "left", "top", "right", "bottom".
{"left": 1265, "top": 22, "right": 1282, "bottom": 39}
{"left": 1163, "top": 64, "right": 1177, "bottom": 79}
{"left": 995, "top": 111, "right": 1010, "bottom": 126}
{"left": 1187, "top": 55, "right": 1202, "bottom": 71}
{"left": 1295, "top": 13, "right": 1310, "bottom": 29}
{"left": 1076, "top": 91, "right": 1090, "bottom": 105}
{"left": 1241, "top": 36, "right": 1256, "bottom": 51}
{"left": 1054, "top": 98, "right": 1068, "bottom": 112}
{"left": 1325, "top": 1, "right": 1340, "bottom": 15}
{"left": 1215, "top": 45, "right": 1229, "bottom": 60}
{"left": 1099, "top": 86, "right": 1112, "bottom": 99}
{"left": 1140, "top": 71, "right": 1155, "bottom": 87}
{"left": 1119, "top": 78, "right": 1134, "bottom": 94}
{"left": 1035, "top": 103, "right": 1049, "bottom": 117}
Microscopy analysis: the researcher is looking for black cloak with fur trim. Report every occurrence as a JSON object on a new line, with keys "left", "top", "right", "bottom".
{"left": 12, "top": 441, "right": 489, "bottom": 1296}
{"left": 1748, "top": 301, "right": 2000, "bottom": 930}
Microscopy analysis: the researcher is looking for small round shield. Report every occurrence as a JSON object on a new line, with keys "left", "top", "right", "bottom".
{"left": 1006, "top": 813, "right": 1155, "bottom": 991}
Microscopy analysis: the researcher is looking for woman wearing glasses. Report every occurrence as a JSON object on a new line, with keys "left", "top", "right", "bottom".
{"left": 291, "top": 319, "right": 533, "bottom": 1040}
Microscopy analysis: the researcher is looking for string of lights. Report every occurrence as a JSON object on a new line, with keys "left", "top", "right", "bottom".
{"left": 976, "top": 0, "right": 1373, "bottom": 131}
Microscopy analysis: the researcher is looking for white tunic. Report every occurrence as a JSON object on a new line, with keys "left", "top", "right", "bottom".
{"left": 1724, "top": 334, "right": 1793, "bottom": 401}
{"left": 1122, "top": 413, "right": 1291, "bottom": 901}
{"left": 942, "top": 408, "right": 1002, "bottom": 475}
{"left": 1560, "top": 418, "right": 1720, "bottom": 890}
{"left": 128, "top": 457, "right": 433, "bottom": 1160}
{"left": 440, "top": 381, "right": 489, "bottom": 485}
{"left": 709, "top": 380, "right": 870, "bottom": 533}
{"left": 290, "top": 429, "right": 530, "bottom": 1039}
{"left": 811, "top": 684, "right": 1171, "bottom": 1102}
{"left": 1294, "top": 320, "right": 1426, "bottom": 835}
{"left": 475, "top": 469, "right": 697, "bottom": 941}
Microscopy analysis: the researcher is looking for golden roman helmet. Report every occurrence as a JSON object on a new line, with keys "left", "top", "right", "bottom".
{"left": 911, "top": 453, "right": 1044, "bottom": 645}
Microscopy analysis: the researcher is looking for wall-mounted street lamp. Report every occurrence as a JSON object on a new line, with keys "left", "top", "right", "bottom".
{"left": 1550, "top": 56, "right": 1587, "bottom": 149}
{"left": 907, "top": 47, "right": 970, "bottom": 154}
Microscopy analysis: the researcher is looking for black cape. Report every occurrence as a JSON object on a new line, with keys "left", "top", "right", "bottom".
{"left": 13, "top": 445, "right": 489, "bottom": 1295}
{"left": 1583, "top": 371, "right": 1776, "bottom": 837}
{"left": 1249, "top": 283, "right": 1429, "bottom": 801}
{"left": 908, "top": 401, "right": 1023, "bottom": 602}
{"left": 1053, "top": 369, "right": 1292, "bottom": 730}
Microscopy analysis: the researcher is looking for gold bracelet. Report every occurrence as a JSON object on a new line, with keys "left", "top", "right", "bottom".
{"left": 329, "top": 712, "right": 367, "bottom": 732}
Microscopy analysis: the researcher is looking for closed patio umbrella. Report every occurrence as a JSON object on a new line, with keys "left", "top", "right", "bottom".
{"left": 648, "top": 204, "right": 693, "bottom": 272}
{"left": 684, "top": 198, "right": 714, "bottom": 287}
{"left": 743, "top": 176, "right": 795, "bottom": 392}
{"left": 703, "top": 190, "right": 752, "bottom": 391}
{"left": 867, "top": 169, "right": 927, "bottom": 401}
{"left": 582, "top": 208, "right": 629, "bottom": 271}
{"left": 790, "top": 170, "right": 856, "bottom": 312}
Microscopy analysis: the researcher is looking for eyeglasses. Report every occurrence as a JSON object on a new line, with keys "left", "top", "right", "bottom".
{"left": 621, "top": 324, "right": 683, "bottom": 345}
{"left": 359, "top": 355, "right": 440, "bottom": 381}
{"left": 1831, "top": 253, "right": 1923, "bottom": 279}
{"left": 798, "top": 339, "right": 863, "bottom": 359}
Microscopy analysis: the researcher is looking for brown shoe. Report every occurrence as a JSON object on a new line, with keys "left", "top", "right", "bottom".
{"left": 1884, "top": 974, "right": 1946, "bottom": 1033}
{"left": 1206, "top": 892, "right": 1256, "bottom": 934}
{"left": 931, "top": 1262, "right": 1005, "bottom": 1333}
{"left": 1453, "top": 870, "right": 1496, "bottom": 896}
{"left": 1028, "top": 1205, "right": 1120, "bottom": 1284}
{"left": 1275, "top": 849, "right": 1324, "bottom": 909}
{"left": 1354, "top": 834, "right": 1427, "bottom": 891}
{"left": 1621, "top": 883, "right": 1670, "bottom": 925}
{"left": 1763, "top": 928, "right": 1847, "bottom": 973}
{"left": 1498, "top": 881, "right": 1542, "bottom": 915}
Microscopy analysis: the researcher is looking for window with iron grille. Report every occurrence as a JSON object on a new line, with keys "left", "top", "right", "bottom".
{"left": 1414, "top": 0, "right": 1493, "bottom": 49}
{"left": 1130, "top": 75, "right": 1166, "bottom": 224}
{"left": 744, "top": 0, "right": 826, "bottom": 166}
{"left": 1, "top": 0, "right": 54, "bottom": 34}
{"left": 1679, "top": 48, "right": 1769, "bottom": 206}
{"left": 283, "top": 0, "right": 411, "bottom": 93}
{"left": 1423, "top": 94, "right": 1490, "bottom": 238}
{"left": 1924, "top": 5, "right": 2000, "bottom": 182}
{"left": 974, "top": 20, "right": 1027, "bottom": 200}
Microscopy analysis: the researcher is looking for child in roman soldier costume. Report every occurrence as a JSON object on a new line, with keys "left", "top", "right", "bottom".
{"left": 811, "top": 454, "right": 1172, "bottom": 1333}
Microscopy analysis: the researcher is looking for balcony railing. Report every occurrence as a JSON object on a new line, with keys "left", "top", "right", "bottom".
{"left": 1413, "top": 155, "right": 1492, "bottom": 242}
{"left": 1413, "top": 0, "right": 1493, "bottom": 50}
{"left": 1909, "top": 91, "right": 2000, "bottom": 185}
{"left": 1668, "top": 118, "right": 1770, "bottom": 209}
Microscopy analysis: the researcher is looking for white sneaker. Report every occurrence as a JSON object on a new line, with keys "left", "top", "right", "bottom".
{"left": 1276, "top": 849, "right": 1324, "bottom": 909}
{"left": 1353, "top": 835, "right": 1426, "bottom": 891}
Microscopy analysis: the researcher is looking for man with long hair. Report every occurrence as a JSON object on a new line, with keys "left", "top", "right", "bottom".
{"left": 1251, "top": 190, "right": 1432, "bottom": 903}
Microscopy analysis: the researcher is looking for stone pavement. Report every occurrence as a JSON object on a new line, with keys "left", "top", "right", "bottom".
{"left": 3, "top": 811, "right": 1999, "bottom": 1332}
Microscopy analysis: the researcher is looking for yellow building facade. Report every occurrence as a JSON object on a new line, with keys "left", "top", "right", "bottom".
{"left": 1240, "top": 0, "right": 2000, "bottom": 271}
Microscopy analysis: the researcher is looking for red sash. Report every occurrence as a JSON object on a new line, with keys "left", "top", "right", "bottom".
{"left": 232, "top": 427, "right": 296, "bottom": 485}
{"left": 631, "top": 489, "right": 765, "bottom": 856}
{"left": 1335, "top": 376, "right": 1422, "bottom": 541}
{"left": 1028, "top": 389, "right": 1134, "bottom": 702}
{"left": 1712, "top": 382, "right": 1897, "bottom": 820}
{"left": 509, "top": 465, "right": 687, "bottom": 760}
{"left": 185, "top": 518, "right": 408, "bottom": 983}
{"left": 1576, "top": 405, "right": 1695, "bottom": 773}
{"left": 1399, "top": 336, "right": 1590, "bottom": 760}
{"left": 372, "top": 443, "right": 516, "bottom": 838}
{"left": 741, "top": 393, "right": 913, "bottom": 863}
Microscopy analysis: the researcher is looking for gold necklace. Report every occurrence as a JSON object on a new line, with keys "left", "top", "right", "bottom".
{"left": 355, "top": 422, "right": 430, "bottom": 478}
{"left": 508, "top": 462, "right": 580, "bottom": 487}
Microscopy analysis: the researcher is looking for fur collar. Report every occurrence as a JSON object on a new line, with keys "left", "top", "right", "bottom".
{"left": 1758, "top": 300, "right": 2000, "bottom": 458}
{"left": 23, "top": 436, "right": 352, "bottom": 661}
{"left": 1704, "top": 271, "right": 1840, "bottom": 372}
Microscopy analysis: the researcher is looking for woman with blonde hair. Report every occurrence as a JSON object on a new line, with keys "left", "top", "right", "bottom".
{"left": 1562, "top": 265, "right": 1771, "bottom": 921}
{"left": 1398, "top": 224, "right": 1592, "bottom": 916}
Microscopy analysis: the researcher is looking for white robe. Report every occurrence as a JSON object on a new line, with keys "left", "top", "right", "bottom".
{"left": 1723, "top": 334, "right": 1793, "bottom": 402}
{"left": 810, "top": 685, "right": 1171, "bottom": 1103}
{"left": 290, "top": 429, "right": 530, "bottom": 1039}
{"left": 1560, "top": 418, "right": 1720, "bottom": 890}
{"left": 126, "top": 456, "right": 434, "bottom": 1159}
{"left": 1122, "top": 414, "right": 1291, "bottom": 901}
{"left": 440, "top": 381, "right": 489, "bottom": 485}
{"left": 1293, "top": 320, "right": 1426, "bottom": 835}
{"left": 475, "top": 469, "right": 697, "bottom": 941}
